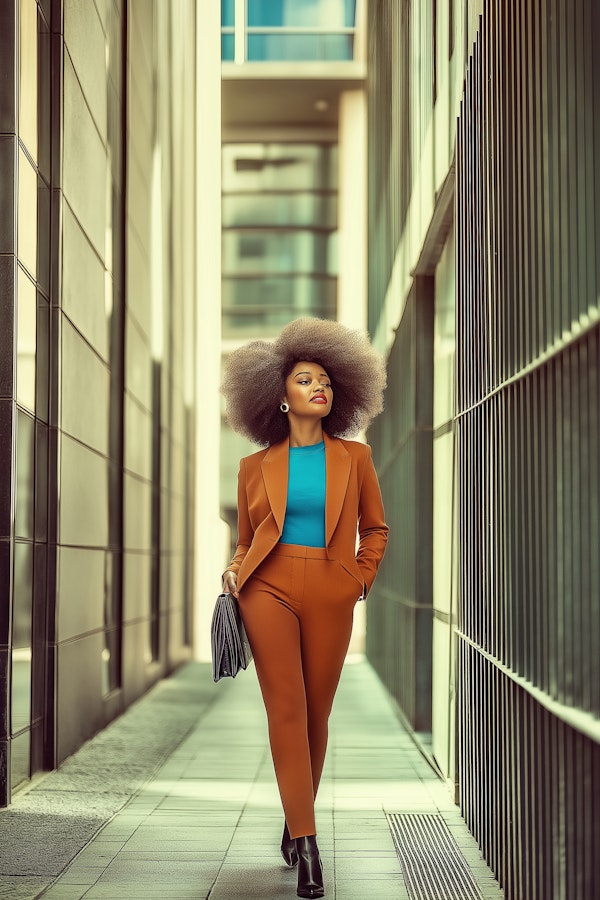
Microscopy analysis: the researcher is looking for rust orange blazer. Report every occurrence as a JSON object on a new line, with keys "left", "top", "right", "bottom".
{"left": 226, "top": 432, "right": 389, "bottom": 596}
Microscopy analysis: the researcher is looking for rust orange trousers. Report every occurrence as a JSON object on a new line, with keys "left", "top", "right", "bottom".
{"left": 238, "top": 543, "right": 359, "bottom": 839}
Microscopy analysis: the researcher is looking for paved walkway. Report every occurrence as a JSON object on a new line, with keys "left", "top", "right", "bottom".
{"left": 0, "top": 659, "right": 503, "bottom": 899}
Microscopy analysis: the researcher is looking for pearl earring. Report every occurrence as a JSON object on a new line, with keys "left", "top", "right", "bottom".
{"left": 280, "top": 401, "right": 290, "bottom": 413}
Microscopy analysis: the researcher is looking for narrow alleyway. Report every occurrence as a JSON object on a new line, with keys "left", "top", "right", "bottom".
{"left": 1, "top": 660, "right": 503, "bottom": 899}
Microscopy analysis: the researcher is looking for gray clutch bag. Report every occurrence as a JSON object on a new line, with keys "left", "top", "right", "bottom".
{"left": 211, "top": 592, "right": 253, "bottom": 682}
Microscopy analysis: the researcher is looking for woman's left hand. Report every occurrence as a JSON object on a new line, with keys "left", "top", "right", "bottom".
{"left": 222, "top": 570, "right": 239, "bottom": 598}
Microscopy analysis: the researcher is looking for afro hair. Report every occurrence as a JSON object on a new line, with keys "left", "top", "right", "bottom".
{"left": 221, "top": 317, "right": 387, "bottom": 446}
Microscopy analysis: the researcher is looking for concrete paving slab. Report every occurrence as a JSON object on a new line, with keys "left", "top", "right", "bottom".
{"left": 0, "top": 659, "right": 504, "bottom": 899}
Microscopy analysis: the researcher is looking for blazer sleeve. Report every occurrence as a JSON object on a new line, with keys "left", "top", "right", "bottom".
{"left": 223, "top": 458, "right": 253, "bottom": 579}
{"left": 356, "top": 445, "right": 389, "bottom": 597}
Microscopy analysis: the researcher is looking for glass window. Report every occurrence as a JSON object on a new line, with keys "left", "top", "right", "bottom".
{"left": 36, "top": 294, "right": 49, "bottom": 422}
{"left": 221, "top": 33, "right": 235, "bottom": 61}
{"left": 38, "top": 11, "right": 51, "bottom": 182}
{"left": 221, "top": 0, "right": 235, "bottom": 27}
{"left": 247, "top": 32, "right": 353, "bottom": 61}
{"left": 434, "top": 227, "right": 455, "bottom": 428}
{"left": 10, "top": 731, "right": 30, "bottom": 790}
{"left": 18, "top": 150, "right": 38, "bottom": 280}
{"left": 248, "top": 0, "right": 356, "bottom": 28}
{"left": 223, "top": 193, "right": 337, "bottom": 229}
{"left": 223, "top": 144, "right": 337, "bottom": 192}
{"left": 37, "top": 175, "right": 50, "bottom": 297}
{"left": 12, "top": 540, "right": 33, "bottom": 734}
{"left": 222, "top": 141, "right": 338, "bottom": 338}
{"left": 102, "top": 551, "right": 122, "bottom": 695}
{"left": 222, "top": 275, "right": 336, "bottom": 335}
{"left": 223, "top": 230, "right": 337, "bottom": 276}
{"left": 15, "top": 410, "right": 35, "bottom": 540}
{"left": 19, "top": 0, "right": 38, "bottom": 162}
{"left": 17, "top": 267, "right": 37, "bottom": 413}
{"left": 223, "top": 0, "right": 356, "bottom": 61}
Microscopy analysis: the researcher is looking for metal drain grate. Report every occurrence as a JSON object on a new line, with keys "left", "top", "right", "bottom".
{"left": 387, "top": 813, "right": 483, "bottom": 900}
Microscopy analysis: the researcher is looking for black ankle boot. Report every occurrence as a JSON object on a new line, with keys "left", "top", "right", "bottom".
{"left": 281, "top": 821, "right": 298, "bottom": 867}
{"left": 295, "top": 835, "right": 324, "bottom": 898}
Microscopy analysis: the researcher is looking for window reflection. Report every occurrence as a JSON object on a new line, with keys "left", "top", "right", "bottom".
{"left": 19, "top": 0, "right": 38, "bottom": 162}
{"left": 222, "top": 33, "right": 234, "bottom": 61}
{"left": 104, "top": 0, "right": 126, "bottom": 696}
{"left": 9, "top": 0, "right": 49, "bottom": 797}
{"left": 222, "top": 141, "right": 339, "bottom": 338}
{"left": 223, "top": 193, "right": 337, "bottom": 228}
{"left": 36, "top": 295, "right": 49, "bottom": 422}
{"left": 222, "top": 0, "right": 357, "bottom": 62}
{"left": 10, "top": 731, "right": 30, "bottom": 789}
{"left": 222, "top": 0, "right": 234, "bottom": 27}
{"left": 434, "top": 230, "right": 456, "bottom": 427}
{"left": 12, "top": 541, "right": 33, "bottom": 734}
{"left": 247, "top": 0, "right": 356, "bottom": 27}
{"left": 37, "top": 11, "right": 51, "bottom": 182}
{"left": 247, "top": 33, "right": 354, "bottom": 61}
{"left": 223, "top": 303, "right": 335, "bottom": 337}
{"left": 223, "top": 144, "right": 338, "bottom": 192}
{"left": 16, "top": 268, "right": 37, "bottom": 413}
{"left": 15, "top": 410, "right": 35, "bottom": 540}
{"left": 102, "top": 552, "right": 122, "bottom": 696}
{"left": 223, "top": 230, "right": 337, "bottom": 275}
{"left": 18, "top": 150, "right": 38, "bottom": 280}
{"left": 223, "top": 274, "right": 336, "bottom": 335}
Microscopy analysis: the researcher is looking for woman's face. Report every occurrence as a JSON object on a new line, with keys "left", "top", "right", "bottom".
{"left": 283, "top": 361, "right": 333, "bottom": 421}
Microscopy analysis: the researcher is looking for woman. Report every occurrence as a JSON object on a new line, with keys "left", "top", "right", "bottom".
{"left": 221, "top": 318, "right": 388, "bottom": 898}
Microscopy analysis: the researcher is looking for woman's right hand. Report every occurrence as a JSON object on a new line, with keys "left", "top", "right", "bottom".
{"left": 222, "top": 570, "right": 239, "bottom": 598}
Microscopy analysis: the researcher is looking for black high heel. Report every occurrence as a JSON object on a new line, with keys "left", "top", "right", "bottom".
{"left": 281, "top": 821, "right": 298, "bottom": 867}
{"left": 295, "top": 835, "right": 324, "bottom": 898}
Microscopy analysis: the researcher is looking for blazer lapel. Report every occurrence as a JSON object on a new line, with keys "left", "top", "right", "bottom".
{"left": 261, "top": 438, "right": 289, "bottom": 535}
{"left": 324, "top": 433, "right": 351, "bottom": 545}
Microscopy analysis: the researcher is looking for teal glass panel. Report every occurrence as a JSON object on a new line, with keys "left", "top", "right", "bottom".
{"left": 248, "top": 0, "right": 356, "bottom": 27}
{"left": 222, "top": 33, "right": 234, "bottom": 61}
{"left": 221, "top": 0, "right": 234, "bottom": 27}
{"left": 223, "top": 193, "right": 337, "bottom": 228}
{"left": 223, "top": 230, "right": 337, "bottom": 276}
{"left": 247, "top": 33, "right": 353, "bottom": 61}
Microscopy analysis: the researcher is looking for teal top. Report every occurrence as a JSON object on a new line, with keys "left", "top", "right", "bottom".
{"left": 280, "top": 440, "right": 326, "bottom": 548}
